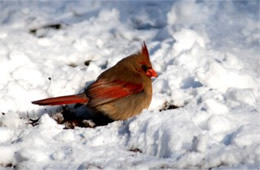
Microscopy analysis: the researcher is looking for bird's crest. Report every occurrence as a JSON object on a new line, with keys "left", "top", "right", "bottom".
{"left": 141, "top": 42, "right": 149, "bottom": 58}
{"left": 139, "top": 42, "right": 151, "bottom": 65}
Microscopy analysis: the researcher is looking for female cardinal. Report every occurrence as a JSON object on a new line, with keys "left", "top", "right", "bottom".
{"left": 32, "top": 42, "right": 157, "bottom": 121}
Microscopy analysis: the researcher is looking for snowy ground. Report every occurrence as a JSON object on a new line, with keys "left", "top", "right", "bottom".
{"left": 0, "top": 0, "right": 260, "bottom": 169}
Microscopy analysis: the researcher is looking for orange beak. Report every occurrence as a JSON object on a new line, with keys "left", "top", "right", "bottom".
{"left": 146, "top": 68, "right": 158, "bottom": 77}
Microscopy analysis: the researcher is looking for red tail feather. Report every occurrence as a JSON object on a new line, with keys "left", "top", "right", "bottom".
{"left": 32, "top": 94, "right": 88, "bottom": 106}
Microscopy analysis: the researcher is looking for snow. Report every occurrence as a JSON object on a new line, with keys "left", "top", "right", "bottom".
{"left": 0, "top": 0, "right": 260, "bottom": 169}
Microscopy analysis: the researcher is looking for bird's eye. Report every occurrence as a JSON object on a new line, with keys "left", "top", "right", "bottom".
{"left": 141, "top": 64, "right": 148, "bottom": 72}
{"left": 141, "top": 64, "right": 151, "bottom": 72}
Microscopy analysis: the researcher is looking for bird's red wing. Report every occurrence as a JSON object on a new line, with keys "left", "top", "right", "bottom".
{"left": 86, "top": 79, "right": 144, "bottom": 107}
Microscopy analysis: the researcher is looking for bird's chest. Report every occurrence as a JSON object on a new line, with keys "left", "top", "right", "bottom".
{"left": 96, "top": 84, "right": 152, "bottom": 120}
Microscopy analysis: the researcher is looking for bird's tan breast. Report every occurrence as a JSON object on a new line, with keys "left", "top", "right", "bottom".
{"left": 95, "top": 77, "right": 152, "bottom": 120}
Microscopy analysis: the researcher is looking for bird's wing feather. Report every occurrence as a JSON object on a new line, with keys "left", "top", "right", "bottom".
{"left": 87, "top": 79, "right": 143, "bottom": 107}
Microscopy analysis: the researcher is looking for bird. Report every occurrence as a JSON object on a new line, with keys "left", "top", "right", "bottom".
{"left": 32, "top": 42, "right": 157, "bottom": 122}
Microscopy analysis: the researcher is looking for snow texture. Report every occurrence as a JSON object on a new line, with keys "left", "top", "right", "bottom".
{"left": 0, "top": 0, "right": 260, "bottom": 169}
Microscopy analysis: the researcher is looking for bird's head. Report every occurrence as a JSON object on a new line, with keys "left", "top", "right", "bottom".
{"left": 116, "top": 42, "right": 158, "bottom": 78}
{"left": 134, "top": 42, "right": 158, "bottom": 78}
